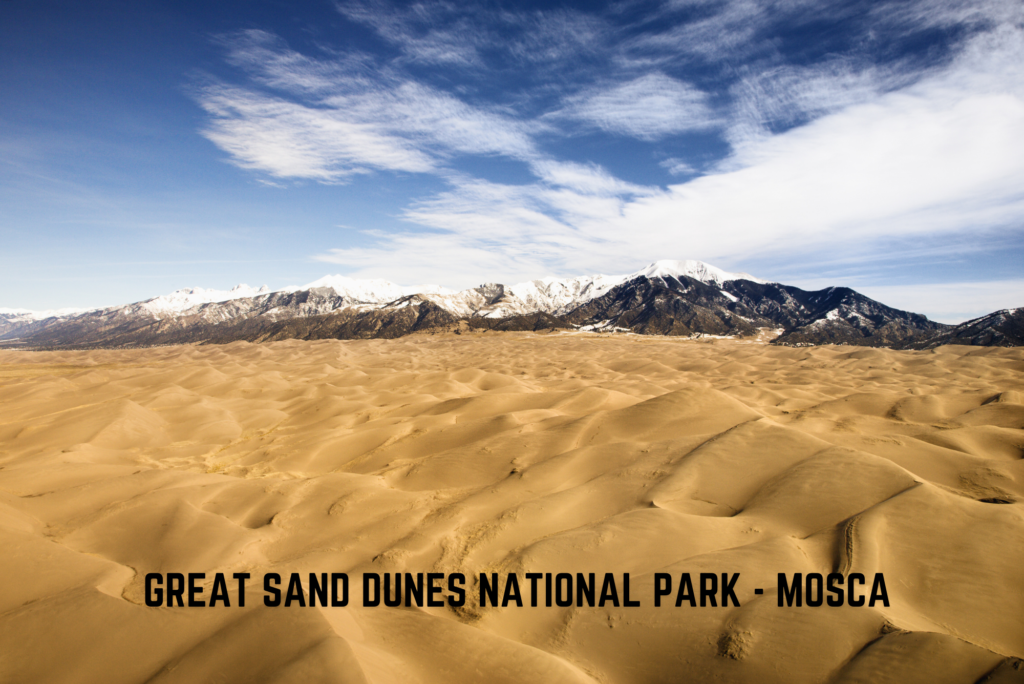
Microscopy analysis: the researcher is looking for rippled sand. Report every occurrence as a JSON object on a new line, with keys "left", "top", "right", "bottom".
{"left": 1, "top": 333, "right": 1023, "bottom": 684}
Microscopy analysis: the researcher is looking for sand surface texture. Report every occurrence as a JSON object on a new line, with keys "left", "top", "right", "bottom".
{"left": 1, "top": 335, "right": 1023, "bottom": 683}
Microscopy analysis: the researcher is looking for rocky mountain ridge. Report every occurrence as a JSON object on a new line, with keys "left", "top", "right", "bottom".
{"left": 1, "top": 261, "right": 1016, "bottom": 349}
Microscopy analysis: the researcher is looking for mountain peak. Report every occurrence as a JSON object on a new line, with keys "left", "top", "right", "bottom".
{"left": 630, "top": 260, "right": 765, "bottom": 285}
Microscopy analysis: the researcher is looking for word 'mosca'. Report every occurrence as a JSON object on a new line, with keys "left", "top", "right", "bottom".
{"left": 144, "top": 571, "right": 889, "bottom": 608}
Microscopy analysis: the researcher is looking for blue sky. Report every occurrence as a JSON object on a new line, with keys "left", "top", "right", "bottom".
{"left": 2, "top": 0, "right": 1023, "bottom": 322}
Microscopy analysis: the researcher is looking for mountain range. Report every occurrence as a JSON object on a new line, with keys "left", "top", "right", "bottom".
{"left": 1, "top": 260, "right": 1019, "bottom": 349}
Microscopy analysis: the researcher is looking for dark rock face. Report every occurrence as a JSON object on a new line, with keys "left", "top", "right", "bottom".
{"left": 719, "top": 280, "right": 810, "bottom": 324}
{"left": 473, "top": 284, "right": 507, "bottom": 306}
{"left": 908, "top": 308, "right": 1024, "bottom": 349}
{"left": 563, "top": 277, "right": 946, "bottom": 347}
{"left": 735, "top": 285, "right": 945, "bottom": 347}
{"left": 238, "top": 297, "right": 462, "bottom": 342}
{"left": 565, "top": 276, "right": 771, "bottom": 336}
{"left": 719, "top": 281, "right": 943, "bottom": 344}
{"left": 466, "top": 312, "right": 569, "bottom": 332}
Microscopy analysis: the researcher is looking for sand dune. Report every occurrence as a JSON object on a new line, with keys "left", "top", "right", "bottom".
{"left": 1, "top": 333, "right": 1022, "bottom": 683}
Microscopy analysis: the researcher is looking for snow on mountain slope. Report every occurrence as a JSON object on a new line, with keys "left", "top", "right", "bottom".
{"left": 2, "top": 286, "right": 274, "bottom": 323}
{"left": 631, "top": 260, "right": 765, "bottom": 286}
{"left": 414, "top": 260, "right": 765, "bottom": 318}
{"left": 298, "top": 275, "right": 457, "bottom": 303}
{"left": 0, "top": 307, "right": 91, "bottom": 322}
{"left": 139, "top": 284, "right": 271, "bottom": 315}
{"left": 508, "top": 274, "right": 626, "bottom": 315}
{"left": 493, "top": 260, "right": 765, "bottom": 316}
{"left": 0, "top": 307, "right": 93, "bottom": 341}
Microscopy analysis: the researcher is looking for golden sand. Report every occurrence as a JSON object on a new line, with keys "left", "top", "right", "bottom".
{"left": 1, "top": 333, "right": 1022, "bottom": 683}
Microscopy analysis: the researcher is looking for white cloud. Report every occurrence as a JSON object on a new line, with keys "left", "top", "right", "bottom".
{"left": 197, "top": 35, "right": 545, "bottom": 181}
{"left": 218, "top": 29, "right": 375, "bottom": 95}
{"left": 867, "top": 0, "right": 1024, "bottom": 34}
{"left": 198, "top": 85, "right": 437, "bottom": 181}
{"left": 336, "top": 2, "right": 485, "bottom": 66}
{"left": 313, "top": 173, "right": 642, "bottom": 287}
{"left": 499, "top": 9, "right": 609, "bottom": 64}
{"left": 659, "top": 157, "right": 698, "bottom": 175}
{"left": 634, "top": 24, "right": 1024, "bottom": 257}
{"left": 336, "top": 1, "right": 610, "bottom": 69}
{"left": 725, "top": 58, "right": 916, "bottom": 152}
{"left": 642, "top": 27, "right": 1024, "bottom": 258}
{"left": 620, "top": 77, "right": 1024, "bottom": 261}
{"left": 556, "top": 73, "right": 718, "bottom": 140}
{"left": 357, "top": 81, "right": 541, "bottom": 160}
{"left": 529, "top": 160, "right": 656, "bottom": 196}
{"left": 628, "top": 0, "right": 766, "bottom": 62}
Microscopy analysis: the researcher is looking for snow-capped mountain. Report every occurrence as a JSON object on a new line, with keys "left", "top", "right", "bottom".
{"left": 279, "top": 261, "right": 764, "bottom": 319}
{"left": 296, "top": 275, "right": 458, "bottom": 305}
{"left": 133, "top": 284, "right": 272, "bottom": 317}
{"left": 416, "top": 260, "right": 764, "bottom": 318}
{"left": 0, "top": 307, "right": 91, "bottom": 321}
{"left": 630, "top": 260, "right": 764, "bottom": 287}
{"left": 0, "top": 259, "right": 1013, "bottom": 349}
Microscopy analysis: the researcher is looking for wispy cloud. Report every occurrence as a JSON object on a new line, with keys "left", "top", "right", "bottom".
{"left": 199, "top": 84, "right": 436, "bottom": 181}
{"left": 659, "top": 158, "right": 698, "bottom": 176}
{"left": 313, "top": 172, "right": 650, "bottom": 286}
{"left": 216, "top": 29, "right": 377, "bottom": 95}
{"left": 724, "top": 58, "right": 915, "bottom": 153}
{"left": 554, "top": 73, "right": 718, "bottom": 140}
{"left": 624, "top": 0, "right": 771, "bottom": 64}
{"left": 337, "top": 1, "right": 486, "bottom": 66}
{"left": 197, "top": 31, "right": 545, "bottom": 181}
{"left": 336, "top": 1, "right": 610, "bottom": 70}
{"left": 529, "top": 160, "right": 656, "bottom": 196}
{"left": 866, "top": 0, "right": 1024, "bottom": 34}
